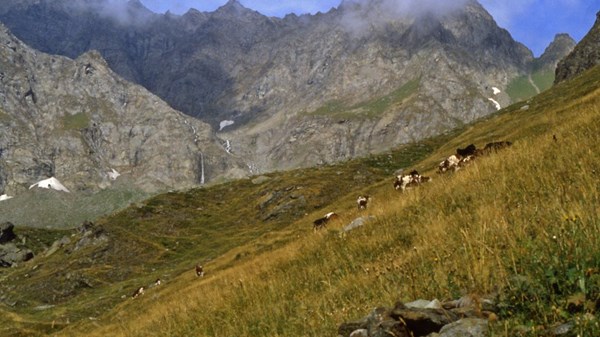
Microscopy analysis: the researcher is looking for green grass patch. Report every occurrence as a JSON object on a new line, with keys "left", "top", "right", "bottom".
{"left": 307, "top": 78, "right": 420, "bottom": 119}
{"left": 507, "top": 69, "right": 556, "bottom": 103}
{"left": 62, "top": 112, "right": 90, "bottom": 130}
{"left": 0, "top": 183, "right": 149, "bottom": 228}
{"left": 506, "top": 75, "right": 539, "bottom": 103}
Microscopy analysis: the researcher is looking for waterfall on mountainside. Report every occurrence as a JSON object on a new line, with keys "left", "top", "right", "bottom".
{"left": 200, "top": 152, "right": 205, "bottom": 185}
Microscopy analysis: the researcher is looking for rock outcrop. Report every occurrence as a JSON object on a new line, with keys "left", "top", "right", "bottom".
{"left": 338, "top": 296, "right": 497, "bottom": 337}
{"left": 0, "top": 24, "right": 246, "bottom": 194}
{"left": 555, "top": 12, "right": 600, "bottom": 83}
{"left": 535, "top": 34, "right": 576, "bottom": 71}
{"left": 0, "top": 222, "right": 33, "bottom": 267}
{"left": 0, "top": 222, "right": 16, "bottom": 244}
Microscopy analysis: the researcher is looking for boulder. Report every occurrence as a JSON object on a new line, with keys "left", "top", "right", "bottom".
{"left": 343, "top": 216, "right": 376, "bottom": 232}
{"left": 392, "top": 301, "right": 459, "bottom": 336}
{"left": 0, "top": 221, "right": 16, "bottom": 244}
{"left": 338, "top": 318, "right": 368, "bottom": 337}
{"left": 436, "top": 318, "right": 488, "bottom": 337}
{"left": 340, "top": 297, "right": 495, "bottom": 337}
{"left": 0, "top": 243, "right": 33, "bottom": 267}
{"left": 406, "top": 299, "right": 443, "bottom": 310}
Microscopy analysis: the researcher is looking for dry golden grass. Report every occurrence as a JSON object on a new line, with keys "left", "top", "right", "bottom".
{"left": 54, "top": 66, "right": 600, "bottom": 336}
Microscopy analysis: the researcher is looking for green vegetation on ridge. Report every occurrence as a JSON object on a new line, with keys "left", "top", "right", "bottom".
{"left": 506, "top": 69, "right": 555, "bottom": 103}
{"left": 308, "top": 78, "right": 420, "bottom": 119}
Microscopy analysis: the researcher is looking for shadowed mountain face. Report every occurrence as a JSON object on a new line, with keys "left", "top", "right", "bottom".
{"left": 555, "top": 12, "right": 600, "bottom": 84}
{"left": 0, "top": 24, "right": 245, "bottom": 195}
{"left": 0, "top": 0, "right": 571, "bottom": 173}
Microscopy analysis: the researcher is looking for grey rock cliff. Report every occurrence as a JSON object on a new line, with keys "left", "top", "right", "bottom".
{"left": 555, "top": 12, "right": 600, "bottom": 83}
{"left": 0, "top": 24, "right": 245, "bottom": 194}
{"left": 535, "top": 33, "right": 576, "bottom": 71}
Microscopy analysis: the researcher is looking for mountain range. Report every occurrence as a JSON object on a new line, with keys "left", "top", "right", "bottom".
{"left": 0, "top": 0, "right": 575, "bottom": 178}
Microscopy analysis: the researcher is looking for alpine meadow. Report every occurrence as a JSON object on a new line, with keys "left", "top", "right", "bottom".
{"left": 1, "top": 1, "right": 600, "bottom": 337}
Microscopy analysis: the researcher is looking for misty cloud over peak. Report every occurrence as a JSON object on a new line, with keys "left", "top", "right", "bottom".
{"left": 65, "top": 0, "right": 156, "bottom": 25}
{"left": 338, "top": 0, "right": 472, "bottom": 35}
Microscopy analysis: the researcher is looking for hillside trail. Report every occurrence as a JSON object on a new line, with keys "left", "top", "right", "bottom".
{"left": 528, "top": 74, "right": 541, "bottom": 94}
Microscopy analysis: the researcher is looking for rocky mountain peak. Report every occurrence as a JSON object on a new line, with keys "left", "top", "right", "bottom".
{"left": 534, "top": 33, "right": 576, "bottom": 71}
{"left": 555, "top": 11, "right": 600, "bottom": 83}
{"left": 216, "top": 0, "right": 250, "bottom": 15}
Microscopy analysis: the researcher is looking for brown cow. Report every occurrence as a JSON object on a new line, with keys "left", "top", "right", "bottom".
{"left": 131, "top": 286, "right": 145, "bottom": 299}
{"left": 195, "top": 264, "right": 205, "bottom": 277}
{"left": 357, "top": 195, "right": 370, "bottom": 210}
{"left": 483, "top": 141, "right": 512, "bottom": 154}
{"left": 313, "top": 212, "right": 338, "bottom": 230}
{"left": 457, "top": 144, "right": 477, "bottom": 157}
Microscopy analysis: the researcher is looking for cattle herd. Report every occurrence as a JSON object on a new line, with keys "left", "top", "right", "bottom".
{"left": 312, "top": 140, "right": 512, "bottom": 230}
{"left": 129, "top": 140, "right": 512, "bottom": 298}
{"left": 439, "top": 141, "right": 512, "bottom": 173}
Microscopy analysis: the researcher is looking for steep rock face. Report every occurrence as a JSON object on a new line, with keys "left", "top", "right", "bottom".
{"left": 535, "top": 34, "right": 576, "bottom": 71}
{"left": 0, "top": 24, "right": 244, "bottom": 194}
{"left": 0, "top": 0, "right": 568, "bottom": 173}
{"left": 555, "top": 12, "right": 600, "bottom": 83}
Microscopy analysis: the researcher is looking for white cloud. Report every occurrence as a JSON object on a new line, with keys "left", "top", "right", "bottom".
{"left": 338, "top": 0, "right": 471, "bottom": 36}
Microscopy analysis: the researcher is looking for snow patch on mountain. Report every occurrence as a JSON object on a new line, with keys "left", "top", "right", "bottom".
{"left": 219, "top": 120, "right": 235, "bottom": 131}
{"left": 0, "top": 194, "right": 13, "bottom": 201}
{"left": 29, "top": 177, "right": 71, "bottom": 193}
{"left": 488, "top": 98, "right": 501, "bottom": 110}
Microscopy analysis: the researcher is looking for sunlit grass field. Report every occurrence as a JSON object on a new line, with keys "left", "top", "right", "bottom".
{"left": 3, "top": 65, "right": 600, "bottom": 336}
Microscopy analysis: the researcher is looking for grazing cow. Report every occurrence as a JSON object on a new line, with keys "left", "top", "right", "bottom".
{"left": 457, "top": 144, "right": 477, "bottom": 157}
{"left": 394, "top": 170, "right": 431, "bottom": 191}
{"left": 154, "top": 278, "right": 162, "bottom": 286}
{"left": 195, "top": 264, "right": 205, "bottom": 277}
{"left": 483, "top": 141, "right": 512, "bottom": 153}
{"left": 357, "top": 195, "right": 370, "bottom": 210}
{"left": 438, "top": 155, "right": 462, "bottom": 173}
{"left": 131, "top": 286, "right": 145, "bottom": 299}
{"left": 313, "top": 212, "right": 338, "bottom": 230}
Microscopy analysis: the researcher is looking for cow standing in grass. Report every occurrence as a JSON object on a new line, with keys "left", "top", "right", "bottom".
{"left": 196, "top": 264, "right": 205, "bottom": 277}
{"left": 313, "top": 212, "right": 338, "bottom": 231}
{"left": 438, "top": 155, "right": 464, "bottom": 173}
{"left": 456, "top": 144, "right": 477, "bottom": 157}
{"left": 394, "top": 170, "right": 431, "bottom": 191}
{"left": 483, "top": 141, "right": 512, "bottom": 154}
{"left": 357, "top": 195, "right": 370, "bottom": 210}
{"left": 131, "top": 286, "right": 145, "bottom": 299}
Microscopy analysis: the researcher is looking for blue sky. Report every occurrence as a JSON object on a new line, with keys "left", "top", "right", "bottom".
{"left": 140, "top": 0, "right": 597, "bottom": 56}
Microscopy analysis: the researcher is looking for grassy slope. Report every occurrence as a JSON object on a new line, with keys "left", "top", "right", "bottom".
{"left": 306, "top": 78, "right": 420, "bottom": 119}
{"left": 0, "top": 133, "right": 452, "bottom": 336}
{"left": 0, "top": 183, "right": 149, "bottom": 229}
{"left": 506, "top": 69, "right": 555, "bottom": 103}
{"left": 72, "top": 65, "right": 600, "bottom": 337}
{"left": 3, "top": 65, "right": 600, "bottom": 336}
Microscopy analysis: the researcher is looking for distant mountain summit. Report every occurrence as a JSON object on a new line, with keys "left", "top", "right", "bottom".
{"left": 0, "top": 0, "right": 574, "bottom": 174}
{"left": 536, "top": 34, "right": 576, "bottom": 70}
{"left": 555, "top": 12, "right": 600, "bottom": 83}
